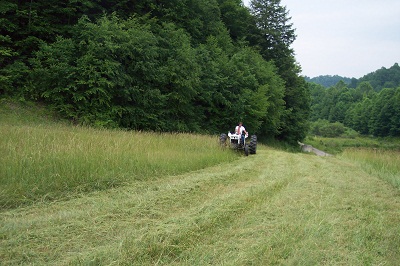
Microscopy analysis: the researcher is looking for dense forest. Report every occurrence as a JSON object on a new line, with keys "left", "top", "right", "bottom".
{"left": 0, "top": 0, "right": 310, "bottom": 143}
{"left": 309, "top": 63, "right": 400, "bottom": 138}
{"left": 357, "top": 63, "right": 400, "bottom": 91}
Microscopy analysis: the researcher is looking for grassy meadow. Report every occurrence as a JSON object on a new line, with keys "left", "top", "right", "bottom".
{"left": 0, "top": 100, "right": 238, "bottom": 209}
{"left": 341, "top": 148, "right": 400, "bottom": 189}
{"left": 305, "top": 135, "right": 400, "bottom": 189}
{"left": 1, "top": 99, "right": 400, "bottom": 265}
{"left": 305, "top": 135, "right": 400, "bottom": 154}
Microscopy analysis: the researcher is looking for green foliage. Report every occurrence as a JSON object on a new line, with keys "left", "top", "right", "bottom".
{"left": 0, "top": 61, "right": 30, "bottom": 97}
{"left": 307, "top": 63, "right": 400, "bottom": 91}
{"left": 28, "top": 12, "right": 293, "bottom": 138}
{"left": 30, "top": 15, "right": 201, "bottom": 130}
{"left": 249, "top": 0, "right": 310, "bottom": 143}
{"left": 194, "top": 36, "right": 233, "bottom": 132}
{"left": 310, "top": 119, "right": 347, "bottom": 138}
{"left": 218, "top": 0, "right": 256, "bottom": 42}
{"left": 310, "top": 75, "right": 400, "bottom": 137}
{"left": 308, "top": 63, "right": 400, "bottom": 138}
{"left": 250, "top": 0, "right": 295, "bottom": 57}
{"left": 345, "top": 98, "right": 373, "bottom": 135}
{"left": 2, "top": 0, "right": 311, "bottom": 143}
{"left": 369, "top": 88, "right": 400, "bottom": 137}
{"left": 280, "top": 74, "right": 311, "bottom": 144}
{"left": 228, "top": 47, "right": 285, "bottom": 135}
{"left": 31, "top": 15, "right": 133, "bottom": 127}
{"left": 357, "top": 63, "right": 400, "bottom": 91}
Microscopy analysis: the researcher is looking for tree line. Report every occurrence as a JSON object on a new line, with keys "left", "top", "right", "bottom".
{"left": 0, "top": 0, "right": 309, "bottom": 143}
{"left": 309, "top": 63, "right": 400, "bottom": 137}
{"left": 305, "top": 75, "right": 353, "bottom": 88}
{"left": 306, "top": 63, "right": 400, "bottom": 90}
{"left": 357, "top": 63, "right": 400, "bottom": 92}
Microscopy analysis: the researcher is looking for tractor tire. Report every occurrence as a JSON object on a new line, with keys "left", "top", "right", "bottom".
{"left": 219, "top": 133, "right": 227, "bottom": 146}
{"left": 249, "top": 135, "right": 257, "bottom": 154}
{"left": 244, "top": 144, "right": 249, "bottom": 156}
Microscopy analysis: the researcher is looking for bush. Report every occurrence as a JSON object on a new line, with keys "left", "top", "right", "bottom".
{"left": 310, "top": 119, "right": 350, "bottom": 138}
{"left": 343, "top": 128, "right": 360, "bottom": 139}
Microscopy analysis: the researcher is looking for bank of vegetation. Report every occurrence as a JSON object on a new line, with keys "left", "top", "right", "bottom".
{"left": 308, "top": 63, "right": 400, "bottom": 138}
{"left": 2, "top": 0, "right": 400, "bottom": 263}
{"left": 1, "top": 90, "right": 400, "bottom": 265}
{"left": 1, "top": 0, "right": 309, "bottom": 144}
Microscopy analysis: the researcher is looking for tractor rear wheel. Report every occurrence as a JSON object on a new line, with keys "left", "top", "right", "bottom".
{"left": 249, "top": 135, "right": 257, "bottom": 154}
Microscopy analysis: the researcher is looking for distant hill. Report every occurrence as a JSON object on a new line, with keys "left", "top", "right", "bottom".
{"left": 357, "top": 63, "right": 400, "bottom": 91}
{"left": 305, "top": 63, "right": 400, "bottom": 91}
{"left": 304, "top": 75, "right": 354, "bottom": 88}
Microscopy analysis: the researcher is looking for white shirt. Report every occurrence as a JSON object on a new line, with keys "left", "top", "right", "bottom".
{"left": 235, "top": 125, "right": 246, "bottom": 135}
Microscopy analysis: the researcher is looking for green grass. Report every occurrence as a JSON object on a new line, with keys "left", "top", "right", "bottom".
{"left": 305, "top": 135, "right": 400, "bottom": 189}
{"left": 1, "top": 100, "right": 400, "bottom": 265}
{"left": 0, "top": 98, "right": 66, "bottom": 126}
{"left": 341, "top": 148, "right": 400, "bottom": 189}
{"left": 305, "top": 135, "right": 400, "bottom": 154}
{"left": 0, "top": 100, "right": 238, "bottom": 209}
{"left": 2, "top": 148, "right": 400, "bottom": 265}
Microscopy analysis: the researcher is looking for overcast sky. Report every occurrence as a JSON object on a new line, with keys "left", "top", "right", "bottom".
{"left": 243, "top": 0, "right": 400, "bottom": 78}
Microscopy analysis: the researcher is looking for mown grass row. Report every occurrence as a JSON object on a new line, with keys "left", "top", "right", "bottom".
{"left": 0, "top": 100, "right": 238, "bottom": 209}
{"left": 1, "top": 147, "right": 267, "bottom": 265}
{"left": 3, "top": 148, "right": 400, "bottom": 265}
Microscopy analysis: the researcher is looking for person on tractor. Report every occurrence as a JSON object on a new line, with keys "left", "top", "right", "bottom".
{"left": 235, "top": 122, "right": 247, "bottom": 145}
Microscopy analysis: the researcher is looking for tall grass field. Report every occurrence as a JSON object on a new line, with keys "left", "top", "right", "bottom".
{"left": 0, "top": 100, "right": 237, "bottom": 209}
{"left": 305, "top": 135, "right": 400, "bottom": 189}
{"left": 341, "top": 148, "right": 400, "bottom": 189}
{"left": 1, "top": 100, "right": 400, "bottom": 265}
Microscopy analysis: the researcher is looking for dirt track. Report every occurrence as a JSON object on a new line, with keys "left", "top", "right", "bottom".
{"left": 298, "top": 142, "right": 332, "bottom": 156}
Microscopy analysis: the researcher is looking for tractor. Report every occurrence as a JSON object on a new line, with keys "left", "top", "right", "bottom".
{"left": 219, "top": 131, "right": 257, "bottom": 156}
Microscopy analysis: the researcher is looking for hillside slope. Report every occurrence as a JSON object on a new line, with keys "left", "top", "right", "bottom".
{"left": 1, "top": 148, "right": 400, "bottom": 264}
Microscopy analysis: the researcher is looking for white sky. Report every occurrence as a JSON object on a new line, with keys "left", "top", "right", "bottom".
{"left": 243, "top": 0, "right": 400, "bottom": 78}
